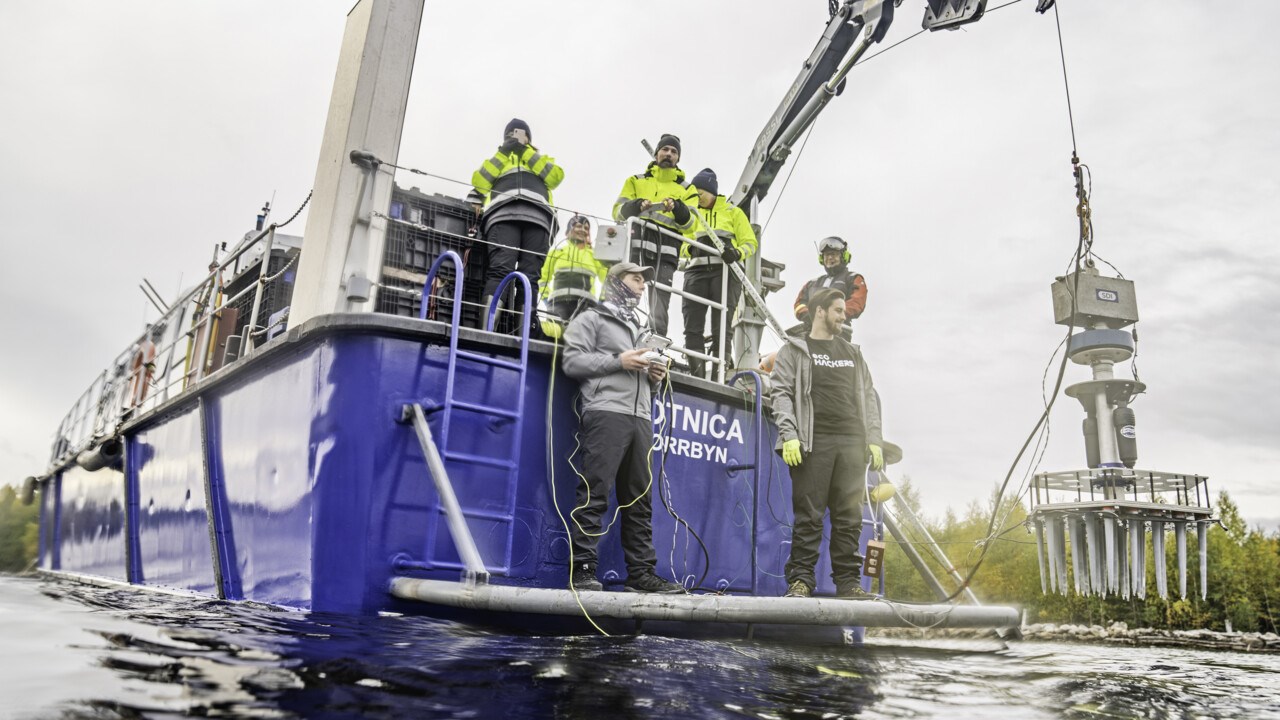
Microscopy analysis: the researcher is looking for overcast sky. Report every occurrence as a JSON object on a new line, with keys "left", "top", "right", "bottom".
{"left": 1, "top": 1, "right": 1277, "bottom": 530}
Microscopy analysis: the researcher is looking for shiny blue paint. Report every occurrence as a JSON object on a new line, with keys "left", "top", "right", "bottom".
{"left": 131, "top": 407, "right": 216, "bottom": 594}
{"left": 38, "top": 476, "right": 55, "bottom": 569}
{"left": 57, "top": 465, "right": 128, "bottom": 580}
{"left": 201, "top": 398, "right": 242, "bottom": 601}
{"left": 124, "top": 441, "right": 141, "bottom": 583}
{"left": 42, "top": 317, "right": 878, "bottom": 620}
{"left": 212, "top": 347, "right": 323, "bottom": 609}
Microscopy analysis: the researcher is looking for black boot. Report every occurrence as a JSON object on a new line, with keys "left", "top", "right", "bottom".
{"left": 570, "top": 562, "right": 602, "bottom": 592}
{"left": 481, "top": 294, "right": 508, "bottom": 332}
{"left": 685, "top": 334, "right": 705, "bottom": 378}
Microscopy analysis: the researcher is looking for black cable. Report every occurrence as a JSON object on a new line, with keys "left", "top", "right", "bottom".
{"left": 937, "top": 217, "right": 1087, "bottom": 603}
{"left": 1052, "top": 1, "right": 1079, "bottom": 156}
{"left": 273, "top": 189, "right": 312, "bottom": 229}
{"left": 854, "top": 28, "right": 926, "bottom": 68}
{"left": 654, "top": 379, "right": 714, "bottom": 591}
{"left": 761, "top": 119, "right": 820, "bottom": 236}
{"left": 986, "top": 0, "right": 1028, "bottom": 15}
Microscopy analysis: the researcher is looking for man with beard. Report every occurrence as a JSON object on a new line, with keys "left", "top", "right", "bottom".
{"left": 612, "top": 134, "right": 694, "bottom": 338}
{"left": 560, "top": 262, "right": 685, "bottom": 594}
{"left": 770, "top": 287, "right": 884, "bottom": 600}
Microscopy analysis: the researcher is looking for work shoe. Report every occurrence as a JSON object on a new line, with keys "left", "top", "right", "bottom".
{"left": 624, "top": 572, "right": 685, "bottom": 594}
{"left": 570, "top": 563, "right": 602, "bottom": 592}
{"left": 835, "top": 584, "right": 875, "bottom": 600}
{"left": 784, "top": 580, "right": 813, "bottom": 598}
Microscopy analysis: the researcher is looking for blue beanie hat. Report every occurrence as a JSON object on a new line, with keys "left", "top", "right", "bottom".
{"left": 691, "top": 168, "right": 718, "bottom": 196}
{"left": 504, "top": 118, "right": 530, "bottom": 139}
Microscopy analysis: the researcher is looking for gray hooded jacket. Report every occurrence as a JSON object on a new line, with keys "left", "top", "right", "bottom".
{"left": 561, "top": 303, "right": 655, "bottom": 419}
{"left": 769, "top": 336, "right": 882, "bottom": 452}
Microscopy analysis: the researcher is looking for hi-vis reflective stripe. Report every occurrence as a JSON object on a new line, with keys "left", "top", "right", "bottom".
{"left": 636, "top": 239, "right": 680, "bottom": 256}
{"left": 686, "top": 256, "right": 724, "bottom": 268}
{"left": 695, "top": 230, "right": 735, "bottom": 242}
{"left": 527, "top": 152, "right": 544, "bottom": 167}
{"left": 490, "top": 187, "right": 550, "bottom": 204}
{"left": 537, "top": 163, "right": 553, "bottom": 180}
{"left": 639, "top": 208, "right": 681, "bottom": 230}
{"left": 478, "top": 165, "right": 497, "bottom": 182}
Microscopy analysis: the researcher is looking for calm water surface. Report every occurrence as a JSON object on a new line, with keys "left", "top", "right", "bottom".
{"left": 1, "top": 575, "right": 1277, "bottom": 719}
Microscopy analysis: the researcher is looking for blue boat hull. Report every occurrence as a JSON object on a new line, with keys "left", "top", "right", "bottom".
{"left": 39, "top": 314, "right": 871, "bottom": 622}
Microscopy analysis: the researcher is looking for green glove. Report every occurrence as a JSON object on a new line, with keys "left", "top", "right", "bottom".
{"left": 782, "top": 439, "right": 803, "bottom": 467}
{"left": 867, "top": 444, "right": 884, "bottom": 471}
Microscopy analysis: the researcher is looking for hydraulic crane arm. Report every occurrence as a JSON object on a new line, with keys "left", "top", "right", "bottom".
{"left": 730, "top": 0, "right": 991, "bottom": 211}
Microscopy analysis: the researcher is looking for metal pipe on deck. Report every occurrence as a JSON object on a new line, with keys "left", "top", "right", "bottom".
{"left": 408, "top": 404, "right": 488, "bottom": 581}
{"left": 389, "top": 578, "right": 1021, "bottom": 629}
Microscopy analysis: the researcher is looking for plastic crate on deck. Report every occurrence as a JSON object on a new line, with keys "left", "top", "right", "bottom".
{"left": 378, "top": 185, "right": 485, "bottom": 326}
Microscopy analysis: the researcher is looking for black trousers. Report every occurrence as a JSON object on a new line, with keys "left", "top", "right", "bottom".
{"left": 682, "top": 265, "right": 741, "bottom": 379}
{"left": 571, "top": 410, "right": 656, "bottom": 575}
{"left": 630, "top": 224, "right": 679, "bottom": 338}
{"left": 785, "top": 432, "right": 866, "bottom": 590}
{"left": 483, "top": 220, "right": 550, "bottom": 301}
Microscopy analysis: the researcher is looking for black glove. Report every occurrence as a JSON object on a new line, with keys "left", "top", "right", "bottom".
{"left": 620, "top": 198, "right": 646, "bottom": 219}
{"left": 720, "top": 244, "right": 742, "bottom": 264}
{"left": 500, "top": 137, "right": 524, "bottom": 155}
{"left": 670, "top": 200, "right": 691, "bottom": 225}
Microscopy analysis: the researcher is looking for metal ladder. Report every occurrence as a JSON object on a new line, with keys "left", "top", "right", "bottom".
{"left": 398, "top": 251, "right": 532, "bottom": 579}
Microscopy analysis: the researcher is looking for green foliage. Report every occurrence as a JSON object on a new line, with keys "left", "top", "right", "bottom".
{"left": 878, "top": 486, "right": 1280, "bottom": 631}
{"left": 0, "top": 484, "right": 41, "bottom": 572}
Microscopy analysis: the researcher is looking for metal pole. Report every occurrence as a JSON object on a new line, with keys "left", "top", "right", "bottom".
{"left": 882, "top": 510, "right": 950, "bottom": 602}
{"left": 409, "top": 404, "right": 488, "bottom": 582}
{"left": 244, "top": 226, "right": 277, "bottom": 357}
{"left": 891, "top": 494, "right": 984, "bottom": 605}
{"left": 717, "top": 263, "right": 729, "bottom": 383}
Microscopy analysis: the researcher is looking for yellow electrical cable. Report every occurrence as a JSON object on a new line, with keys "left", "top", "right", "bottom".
{"left": 547, "top": 329, "right": 611, "bottom": 636}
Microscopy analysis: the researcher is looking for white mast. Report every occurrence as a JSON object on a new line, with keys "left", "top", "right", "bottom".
{"left": 289, "top": 0, "right": 424, "bottom": 326}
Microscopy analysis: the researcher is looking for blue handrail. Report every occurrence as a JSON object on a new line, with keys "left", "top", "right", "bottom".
{"left": 419, "top": 250, "right": 465, "bottom": 323}
{"left": 482, "top": 272, "right": 532, "bottom": 569}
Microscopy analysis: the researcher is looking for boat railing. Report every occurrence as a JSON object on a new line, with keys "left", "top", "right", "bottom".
{"left": 386, "top": 206, "right": 752, "bottom": 385}
{"left": 621, "top": 216, "right": 742, "bottom": 384}
{"left": 49, "top": 222, "right": 289, "bottom": 468}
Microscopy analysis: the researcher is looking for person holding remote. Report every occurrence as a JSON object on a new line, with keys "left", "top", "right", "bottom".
{"left": 560, "top": 262, "right": 683, "bottom": 594}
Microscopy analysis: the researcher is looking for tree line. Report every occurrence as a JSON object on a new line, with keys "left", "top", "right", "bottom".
{"left": 880, "top": 478, "right": 1280, "bottom": 633}
{"left": 0, "top": 485, "right": 39, "bottom": 572}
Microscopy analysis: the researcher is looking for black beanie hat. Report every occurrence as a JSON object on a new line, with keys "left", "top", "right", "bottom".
{"left": 691, "top": 168, "right": 718, "bottom": 196}
{"left": 504, "top": 118, "right": 531, "bottom": 139}
{"left": 655, "top": 133, "right": 681, "bottom": 157}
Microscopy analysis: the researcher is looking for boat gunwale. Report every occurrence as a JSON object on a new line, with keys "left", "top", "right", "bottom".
{"left": 44, "top": 312, "right": 767, "bottom": 478}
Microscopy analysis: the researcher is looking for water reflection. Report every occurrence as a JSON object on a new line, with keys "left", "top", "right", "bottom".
{"left": 3, "top": 576, "right": 1279, "bottom": 719}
